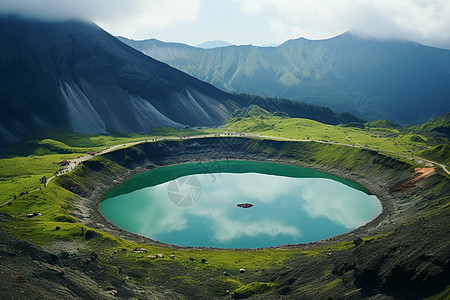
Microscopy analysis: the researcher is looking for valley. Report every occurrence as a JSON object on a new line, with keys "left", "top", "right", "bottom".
{"left": 0, "top": 11, "right": 449, "bottom": 300}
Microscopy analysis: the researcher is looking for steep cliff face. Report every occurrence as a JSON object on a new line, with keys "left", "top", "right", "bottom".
{"left": 0, "top": 16, "right": 239, "bottom": 146}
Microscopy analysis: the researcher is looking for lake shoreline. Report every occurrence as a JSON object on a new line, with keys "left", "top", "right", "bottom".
{"left": 99, "top": 162, "right": 381, "bottom": 249}
{"left": 68, "top": 137, "right": 425, "bottom": 251}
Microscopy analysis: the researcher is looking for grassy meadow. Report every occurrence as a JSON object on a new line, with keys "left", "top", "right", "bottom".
{"left": 0, "top": 127, "right": 211, "bottom": 205}
{"left": 223, "top": 115, "right": 436, "bottom": 155}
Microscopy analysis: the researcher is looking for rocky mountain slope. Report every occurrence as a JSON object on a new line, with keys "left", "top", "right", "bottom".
{"left": 119, "top": 33, "right": 450, "bottom": 125}
{"left": 0, "top": 16, "right": 240, "bottom": 146}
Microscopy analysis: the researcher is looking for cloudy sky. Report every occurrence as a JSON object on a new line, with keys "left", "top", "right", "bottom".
{"left": 1, "top": 0, "right": 449, "bottom": 48}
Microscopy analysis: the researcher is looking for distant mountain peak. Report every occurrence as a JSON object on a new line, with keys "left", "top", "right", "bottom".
{"left": 280, "top": 32, "right": 357, "bottom": 46}
{"left": 196, "top": 40, "right": 233, "bottom": 49}
{"left": 116, "top": 36, "right": 192, "bottom": 49}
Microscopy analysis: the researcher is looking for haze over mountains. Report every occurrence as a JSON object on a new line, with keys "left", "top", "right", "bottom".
{"left": 196, "top": 40, "right": 233, "bottom": 49}
{"left": 0, "top": 16, "right": 240, "bottom": 146}
{"left": 119, "top": 34, "right": 450, "bottom": 125}
{"left": 1, "top": 16, "right": 447, "bottom": 147}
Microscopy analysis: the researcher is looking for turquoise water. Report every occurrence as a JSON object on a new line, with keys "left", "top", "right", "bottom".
{"left": 100, "top": 161, "right": 381, "bottom": 248}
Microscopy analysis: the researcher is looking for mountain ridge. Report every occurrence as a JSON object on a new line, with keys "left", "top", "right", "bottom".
{"left": 0, "top": 17, "right": 239, "bottom": 146}
{"left": 119, "top": 33, "right": 450, "bottom": 125}
{"left": 196, "top": 40, "right": 233, "bottom": 49}
{"left": 0, "top": 18, "right": 367, "bottom": 146}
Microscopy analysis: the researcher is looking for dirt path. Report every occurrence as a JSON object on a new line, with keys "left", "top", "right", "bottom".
{"left": 1, "top": 132, "right": 447, "bottom": 207}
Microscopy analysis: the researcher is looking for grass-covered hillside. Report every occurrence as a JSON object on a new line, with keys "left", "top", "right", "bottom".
{"left": 1, "top": 134, "right": 448, "bottom": 299}
{"left": 224, "top": 113, "right": 449, "bottom": 160}
{"left": 410, "top": 112, "right": 450, "bottom": 139}
{"left": 2, "top": 112, "right": 448, "bottom": 207}
{"left": 0, "top": 127, "right": 211, "bottom": 205}
{"left": 0, "top": 112, "right": 448, "bottom": 299}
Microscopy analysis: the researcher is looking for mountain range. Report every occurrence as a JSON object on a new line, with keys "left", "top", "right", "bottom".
{"left": 0, "top": 17, "right": 364, "bottom": 147}
{"left": 118, "top": 33, "right": 450, "bottom": 125}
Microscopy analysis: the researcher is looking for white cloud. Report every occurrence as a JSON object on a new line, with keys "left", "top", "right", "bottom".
{"left": 2, "top": 0, "right": 449, "bottom": 48}
{"left": 202, "top": 172, "right": 301, "bottom": 203}
{"left": 102, "top": 172, "right": 381, "bottom": 247}
{"left": 237, "top": 0, "right": 267, "bottom": 15}
{"left": 236, "top": 0, "right": 450, "bottom": 48}
{"left": 301, "top": 179, "right": 381, "bottom": 229}
{"left": 211, "top": 217, "right": 301, "bottom": 242}
{"left": 185, "top": 173, "right": 302, "bottom": 242}
{"left": 101, "top": 184, "right": 188, "bottom": 237}
{"left": 0, "top": 0, "right": 200, "bottom": 39}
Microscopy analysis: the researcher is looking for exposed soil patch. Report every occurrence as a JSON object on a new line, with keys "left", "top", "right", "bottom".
{"left": 394, "top": 167, "right": 436, "bottom": 192}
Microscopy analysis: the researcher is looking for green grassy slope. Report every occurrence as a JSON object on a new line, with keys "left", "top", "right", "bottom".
{"left": 0, "top": 127, "right": 209, "bottom": 205}
{"left": 0, "top": 113, "right": 448, "bottom": 299}
{"left": 410, "top": 113, "right": 450, "bottom": 139}
{"left": 3, "top": 112, "right": 447, "bottom": 207}
{"left": 419, "top": 144, "right": 450, "bottom": 165}
{"left": 2, "top": 136, "right": 447, "bottom": 299}
{"left": 223, "top": 115, "right": 436, "bottom": 155}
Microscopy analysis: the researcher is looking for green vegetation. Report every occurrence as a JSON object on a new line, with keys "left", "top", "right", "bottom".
{"left": 0, "top": 181, "right": 87, "bottom": 245}
{"left": 365, "top": 119, "right": 401, "bottom": 130}
{"left": 0, "top": 113, "right": 448, "bottom": 299}
{"left": 0, "top": 127, "right": 209, "bottom": 206}
{"left": 322, "top": 278, "right": 343, "bottom": 292}
{"left": 148, "top": 127, "right": 210, "bottom": 137}
{"left": 120, "top": 35, "right": 450, "bottom": 125}
{"left": 223, "top": 115, "right": 441, "bottom": 155}
{"left": 232, "top": 104, "right": 272, "bottom": 118}
{"left": 419, "top": 144, "right": 450, "bottom": 166}
{"left": 411, "top": 112, "right": 450, "bottom": 134}
{"left": 231, "top": 282, "right": 275, "bottom": 299}
{"left": 7, "top": 127, "right": 209, "bottom": 155}
{"left": 0, "top": 154, "right": 75, "bottom": 204}
{"left": 235, "top": 94, "right": 364, "bottom": 125}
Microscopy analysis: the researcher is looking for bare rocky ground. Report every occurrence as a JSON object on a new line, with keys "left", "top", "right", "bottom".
{"left": 0, "top": 218, "right": 185, "bottom": 299}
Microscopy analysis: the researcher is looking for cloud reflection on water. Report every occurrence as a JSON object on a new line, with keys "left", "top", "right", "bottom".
{"left": 301, "top": 179, "right": 382, "bottom": 229}
{"left": 101, "top": 172, "right": 380, "bottom": 247}
{"left": 186, "top": 173, "right": 302, "bottom": 242}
